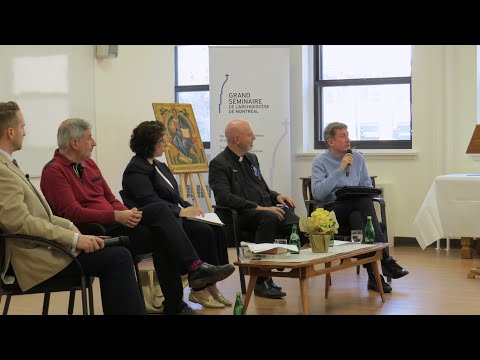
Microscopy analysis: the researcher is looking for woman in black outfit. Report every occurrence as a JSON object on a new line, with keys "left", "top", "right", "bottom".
{"left": 122, "top": 121, "right": 230, "bottom": 308}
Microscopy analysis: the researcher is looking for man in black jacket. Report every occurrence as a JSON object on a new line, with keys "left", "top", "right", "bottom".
{"left": 209, "top": 119, "right": 301, "bottom": 299}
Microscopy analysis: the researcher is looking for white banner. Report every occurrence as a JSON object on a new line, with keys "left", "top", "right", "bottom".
{"left": 209, "top": 46, "right": 291, "bottom": 196}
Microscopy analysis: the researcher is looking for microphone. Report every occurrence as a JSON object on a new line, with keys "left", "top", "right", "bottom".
{"left": 345, "top": 149, "right": 352, "bottom": 177}
{"left": 103, "top": 236, "right": 130, "bottom": 248}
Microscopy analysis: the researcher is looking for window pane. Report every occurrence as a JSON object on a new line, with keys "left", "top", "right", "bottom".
{"left": 177, "top": 91, "right": 210, "bottom": 142}
{"left": 322, "top": 45, "right": 411, "bottom": 80}
{"left": 322, "top": 84, "right": 411, "bottom": 141}
{"left": 177, "top": 46, "right": 209, "bottom": 85}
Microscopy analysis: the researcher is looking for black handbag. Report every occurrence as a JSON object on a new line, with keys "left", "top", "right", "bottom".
{"left": 335, "top": 186, "right": 381, "bottom": 200}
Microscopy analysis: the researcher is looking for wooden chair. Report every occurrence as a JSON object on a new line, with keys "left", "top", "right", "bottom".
{"left": 300, "top": 176, "right": 390, "bottom": 280}
{"left": 0, "top": 231, "right": 94, "bottom": 315}
{"left": 300, "top": 176, "right": 387, "bottom": 240}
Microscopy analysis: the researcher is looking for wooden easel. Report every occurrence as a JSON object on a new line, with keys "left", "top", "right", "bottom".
{"left": 176, "top": 169, "right": 213, "bottom": 213}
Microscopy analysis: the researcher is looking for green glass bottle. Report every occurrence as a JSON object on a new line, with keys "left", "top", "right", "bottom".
{"left": 233, "top": 292, "right": 244, "bottom": 315}
{"left": 364, "top": 216, "right": 375, "bottom": 244}
{"left": 289, "top": 224, "right": 301, "bottom": 254}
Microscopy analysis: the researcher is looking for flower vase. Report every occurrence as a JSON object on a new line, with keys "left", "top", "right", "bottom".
{"left": 310, "top": 234, "right": 331, "bottom": 253}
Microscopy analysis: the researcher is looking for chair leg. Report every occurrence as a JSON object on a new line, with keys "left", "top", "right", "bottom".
{"left": 79, "top": 276, "right": 88, "bottom": 315}
{"left": 88, "top": 282, "right": 94, "bottom": 315}
{"left": 68, "top": 290, "right": 76, "bottom": 315}
{"left": 2, "top": 294, "right": 12, "bottom": 315}
{"left": 42, "top": 292, "right": 51, "bottom": 315}
{"left": 356, "top": 265, "right": 360, "bottom": 275}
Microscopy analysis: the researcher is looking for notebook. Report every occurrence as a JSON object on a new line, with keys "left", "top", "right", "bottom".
{"left": 335, "top": 186, "right": 381, "bottom": 200}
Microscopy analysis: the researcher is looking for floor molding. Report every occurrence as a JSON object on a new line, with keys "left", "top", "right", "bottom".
{"left": 394, "top": 236, "right": 462, "bottom": 249}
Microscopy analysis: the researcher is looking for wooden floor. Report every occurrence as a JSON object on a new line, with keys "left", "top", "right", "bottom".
{"left": 3, "top": 246, "right": 480, "bottom": 315}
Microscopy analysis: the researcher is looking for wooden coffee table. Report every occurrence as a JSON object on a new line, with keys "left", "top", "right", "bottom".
{"left": 234, "top": 243, "right": 388, "bottom": 315}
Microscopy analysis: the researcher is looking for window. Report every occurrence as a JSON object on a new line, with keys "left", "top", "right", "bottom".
{"left": 314, "top": 45, "right": 412, "bottom": 149}
{"left": 175, "top": 45, "right": 210, "bottom": 148}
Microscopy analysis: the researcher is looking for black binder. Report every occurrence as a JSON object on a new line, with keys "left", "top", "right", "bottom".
{"left": 335, "top": 186, "right": 381, "bottom": 200}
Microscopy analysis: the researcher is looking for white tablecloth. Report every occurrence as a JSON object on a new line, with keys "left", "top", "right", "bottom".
{"left": 413, "top": 174, "right": 480, "bottom": 249}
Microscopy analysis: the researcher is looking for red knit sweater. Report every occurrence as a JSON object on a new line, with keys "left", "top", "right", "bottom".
{"left": 40, "top": 149, "right": 127, "bottom": 225}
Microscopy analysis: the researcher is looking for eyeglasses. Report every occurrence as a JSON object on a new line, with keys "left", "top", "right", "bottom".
{"left": 158, "top": 137, "right": 167, "bottom": 145}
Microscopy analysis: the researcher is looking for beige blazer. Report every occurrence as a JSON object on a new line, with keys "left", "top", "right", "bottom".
{"left": 0, "top": 152, "right": 78, "bottom": 291}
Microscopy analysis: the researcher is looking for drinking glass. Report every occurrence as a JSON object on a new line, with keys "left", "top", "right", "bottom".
{"left": 274, "top": 239, "right": 288, "bottom": 260}
{"left": 238, "top": 247, "right": 252, "bottom": 262}
{"left": 351, "top": 230, "right": 363, "bottom": 243}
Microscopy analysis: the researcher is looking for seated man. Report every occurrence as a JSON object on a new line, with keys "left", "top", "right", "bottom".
{"left": 40, "top": 118, "right": 235, "bottom": 315}
{"left": 209, "top": 119, "right": 304, "bottom": 299}
{"left": 311, "top": 121, "right": 409, "bottom": 293}
{"left": 0, "top": 101, "right": 146, "bottom": 315}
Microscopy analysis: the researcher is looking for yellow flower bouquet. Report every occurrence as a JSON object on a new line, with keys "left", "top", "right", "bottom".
{"left": 299, "top": 208, "right": 339, "bottom": 253}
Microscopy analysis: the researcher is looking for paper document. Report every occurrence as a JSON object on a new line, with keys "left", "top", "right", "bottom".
{"left": 243, "top": 242, "right": 298, "bottom": 254}
{"left": 332, "top": 240, "right": 352, "bottom": 246}
{"left": 186, "top": 212, "right": 224, "bottom": 226}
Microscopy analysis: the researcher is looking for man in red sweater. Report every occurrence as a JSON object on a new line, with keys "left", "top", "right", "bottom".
{"left": 40, "top": 118, "right": 234, "bottom": 315}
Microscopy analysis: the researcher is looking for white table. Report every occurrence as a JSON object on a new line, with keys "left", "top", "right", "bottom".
{"left": 414, "top": 174, "right": 480, "bottom": 258}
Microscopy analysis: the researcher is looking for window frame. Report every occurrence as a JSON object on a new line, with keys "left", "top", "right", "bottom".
{"left": 313, "top": 45, "right": 413, "bottom": 150}
{"left": 174, "top": 46, "right": 210, "bottom": 149}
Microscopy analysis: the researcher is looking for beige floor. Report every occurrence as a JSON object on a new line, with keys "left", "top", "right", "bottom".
{"left": 3, "top": 246, "right": 480, "bottom": 315}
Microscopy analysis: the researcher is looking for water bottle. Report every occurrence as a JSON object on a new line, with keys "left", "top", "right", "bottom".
{"left": 364, "top": 216, "right": 375, "bottom": 244}
{"left": 289, "top": 224, "right": 301, "bottom": 254}
{"left": 233, "top": 292, "right": 244, "bottom": 315}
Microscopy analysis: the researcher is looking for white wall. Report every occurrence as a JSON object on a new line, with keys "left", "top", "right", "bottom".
{"left": 18, "top": 45, "right": 478, "bottom": 243}
{"left": 0, "top": 45, "right": 96, "bottom": 177}
{"left": 94, "top": 45, "right": 175, "bottom": 195}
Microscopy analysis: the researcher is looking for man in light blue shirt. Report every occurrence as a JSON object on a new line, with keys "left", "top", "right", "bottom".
{"left": 311, "top": 122, "right": 408, "bottom": 293}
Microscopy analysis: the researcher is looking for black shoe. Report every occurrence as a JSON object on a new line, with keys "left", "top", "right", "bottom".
{"left": 188, "top": 262, "right": 235, "bottom": 289}
{"left": 176, "top": 305, "right": 199, "bottom": 315}
{"left": 254, "top": 280, "right": 286, "bottom": 299}
{"left": 163, "top": 303, "right": 199, "bottom": 315}
{"left": 367, "top": 275, "right": 392, "bottom": 293}
{"left": 381, "top": 257, "right": 409, "bottom": 279}
{"left": 266, "top": 277, "right": 282, "bottom": 291}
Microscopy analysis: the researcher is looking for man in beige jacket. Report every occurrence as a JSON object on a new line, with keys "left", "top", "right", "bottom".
{"left": 0, "top": 101, "right": 146, "bottom": 314}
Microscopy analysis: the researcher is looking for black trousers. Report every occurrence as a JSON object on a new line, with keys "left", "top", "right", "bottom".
{"left": 237, "top": 207, "right": 307, "bottom": 245}
{"left": 181, "top": 218, "right": 229, "bottom": 266}
{"left": 105, "top": 202, "right": 200, "bottom": 315}
{"left": 324, "top": 197, "right": 390, "bottom": 260}
{"left": 42, "top": 246, "right": 146, "bottom": 315}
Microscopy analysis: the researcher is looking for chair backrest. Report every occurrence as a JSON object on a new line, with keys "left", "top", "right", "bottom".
{"left": 213, "top": 206, "right": 254, "bottom": 248}
{"left": 300, "top": 177, "right": 316, "bottom": 217}
{"left": 119, "top": 189, "right": 137, "bottom": 209}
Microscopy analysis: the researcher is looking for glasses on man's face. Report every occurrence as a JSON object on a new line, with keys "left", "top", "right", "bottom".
{"left": 158, "top": 137, "right": 167, "bottom": 145}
